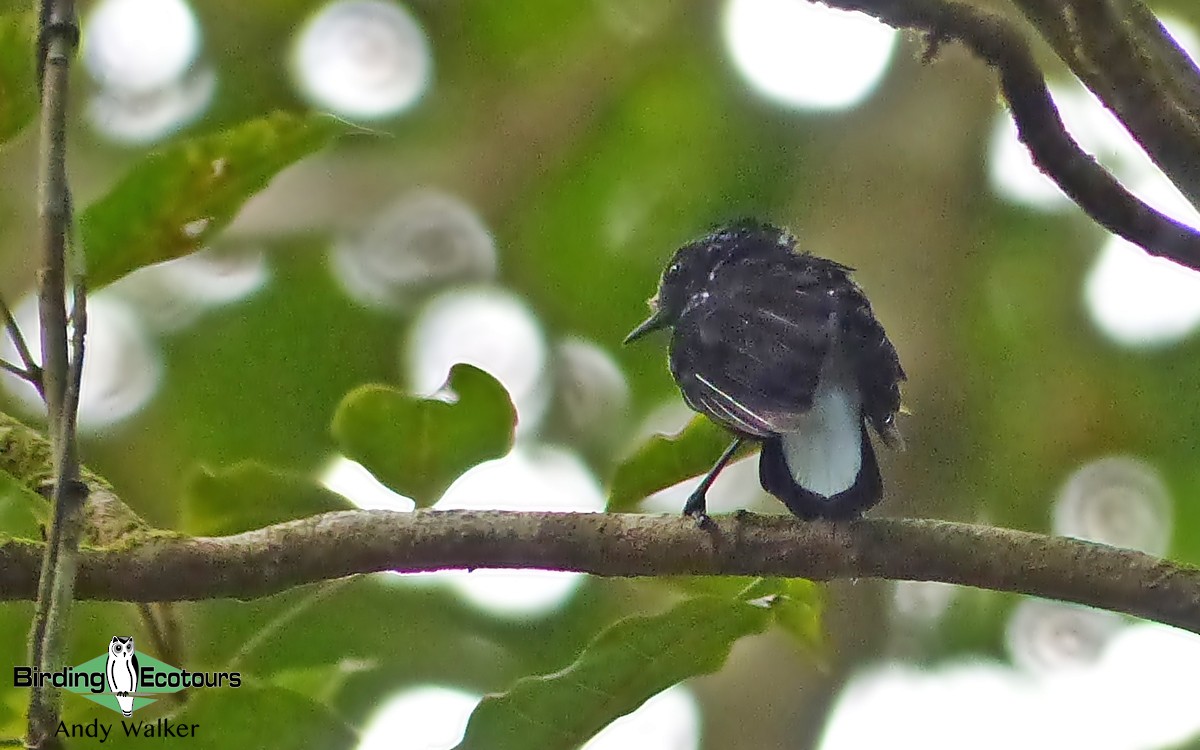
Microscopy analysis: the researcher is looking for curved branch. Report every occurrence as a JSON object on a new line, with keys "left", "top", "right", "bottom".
{"left": 0, "top": 510, "right": 1195, "bottom": 631}
{"left": 1011, "top": 0, "right": 1200, "bottom": 209}
{"left": 821, "top": 0, "right": 1200, "bottom": 271}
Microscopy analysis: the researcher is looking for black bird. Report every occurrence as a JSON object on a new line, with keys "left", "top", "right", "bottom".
{"left": 624, "top": 221, "right": 905, "bottom": 520}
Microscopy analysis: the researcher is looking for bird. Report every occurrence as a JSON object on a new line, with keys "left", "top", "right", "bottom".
{"left": 106, "top": 635, "right": 140, "bottom": 717}
{"left": 624, "top": 220, "right": 905, "bottom": 521}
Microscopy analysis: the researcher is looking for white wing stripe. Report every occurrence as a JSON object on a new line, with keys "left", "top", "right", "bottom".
{"left": 694, "top": 373, "right": 772, "bottom": 436}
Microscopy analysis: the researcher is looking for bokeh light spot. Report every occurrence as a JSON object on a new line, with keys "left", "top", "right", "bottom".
{"left": 83, "top": 0, "right": 212, "bottom": 143}
{"left": 550, "top": 336, "right": 630, "bottom": 449}
{"left": 320, "top": 455, "right": 416, "bottom": 511}
{"left": 0, "top": 292, "right": 162, "bottom": 433}
{"left": 110, "top": 248, "right": 270, "bottom": 333}
{"left": 723, "top": 0, "right": 896, "bottom": 110}
{"left": 355, "top": 683, "right": 700, "bottom": 750}
{"left": 83, "top": 0, "right": 200, "bottom": 94}
{"left": 821, "top": 623, "right": 1200, "bottom": 750}
{"left": 1053, "top": 456, "right": 1172, "bottom": 555}
{"left": 331, "top": 190, "right": 496, "bottom": 311}
{"left": 407, "top": 288, "right": 548, "bottom": 432}
{"left": 891, "top": 580, "right": 958, "bottom": 624}
{"left": 292, "top": 0, "right": 432, "bottom": 120}
{"left": 582, "top": 684, "right": 701, "bottom": 750}
{"left": 87, "top": 67, "right": 216, "bottom": 144}
{"left": 1084, "top": 204, "right": 1200, "bottom": 347}
{"left": 430, "top": 444, "right": 603, "bottom": 616}
{"left": 1005, "top": 598, "right": 1123, "bottom": 675}
{"left": 356, "top": 685, "right": 479, "bottom": 750}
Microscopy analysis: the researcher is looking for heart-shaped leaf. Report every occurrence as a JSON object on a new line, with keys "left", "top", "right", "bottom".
{"left": 607, "top": 414, "right": 757, "bottom": 511}
{"left": 456, "top": 590, "right": 779, "bottom": 750}
{"left": 331, "top": 364, "right": 517, "bottom": 507}
{"left": 80, "top": 111, "right": 349, "bottom": 288}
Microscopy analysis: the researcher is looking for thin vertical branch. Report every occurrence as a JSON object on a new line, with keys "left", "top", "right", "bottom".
{"left": 33, "top": 6, "right": 71, "bottom": 434}
{"left": 26, "top": 0, "right": 84, "bottom": 746}
{"left": 62, "top": 225, "right": 85, "bottom": 445}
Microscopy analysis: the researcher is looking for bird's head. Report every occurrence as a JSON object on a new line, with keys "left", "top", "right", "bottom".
{"left": 624, "top": 220, "right": 790, "bottom": 344}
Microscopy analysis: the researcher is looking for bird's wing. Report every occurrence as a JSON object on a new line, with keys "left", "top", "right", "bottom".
{"left": 669, "top": 260, "right": 838, "bottom": 437}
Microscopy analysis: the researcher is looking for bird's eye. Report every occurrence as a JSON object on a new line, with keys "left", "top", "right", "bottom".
{"left": 665, "top": 261, "right": 682, "bottom": 278}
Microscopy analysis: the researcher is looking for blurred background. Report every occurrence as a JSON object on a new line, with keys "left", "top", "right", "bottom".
{"left": 2, "top": 0, "right": 1200, "bottom": 747}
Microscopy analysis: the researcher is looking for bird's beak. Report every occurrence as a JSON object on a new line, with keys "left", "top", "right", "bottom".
{"left": 623, "top": 308, "right": 670, "bottom": 344}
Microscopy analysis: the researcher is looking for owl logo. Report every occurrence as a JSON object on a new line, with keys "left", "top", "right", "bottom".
{"left": 105, "top": 636, "right": 140, "bottom": 717}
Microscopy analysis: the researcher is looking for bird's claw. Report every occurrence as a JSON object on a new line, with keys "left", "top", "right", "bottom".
{"left": 682, "top": 492, "right": 711, "bottom": 528}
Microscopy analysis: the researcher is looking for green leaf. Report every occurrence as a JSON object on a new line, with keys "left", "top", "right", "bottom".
{"left": 159, "top": 684, "right": 357, "bottom": 750}
{"left": 181, "top": 461, "right": 354, "bottom": 536}
{"left": 80, "top": 111, "right": 349, "bottom": 288}
{"left": 332, "top": 364, "right": 517, "bottom": 507}
{"left": 666, "top": 575, "right": 827, "bottom": 657}
{"left": 768, "top": 579, "right": 828, "bottom": 658}
{"left": 456, "top": 593, "right": 776, "bottom": 750}
{"left": 0, "top": 11, "right": 36, "bottom": 147}
{"left": 607, "top": 414, "right": 757, "bottom": 511}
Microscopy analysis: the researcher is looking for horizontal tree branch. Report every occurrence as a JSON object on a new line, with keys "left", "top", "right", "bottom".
{"left": 822, "top": 0, "right": 1200, "bottom": 271}
{"left": 0, "top": 510, "right": 1196, "bottom": 632}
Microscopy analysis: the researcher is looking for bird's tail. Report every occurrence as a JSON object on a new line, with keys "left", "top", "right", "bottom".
{"left": 759, "top": 423, "right": 882, "bottom": 520}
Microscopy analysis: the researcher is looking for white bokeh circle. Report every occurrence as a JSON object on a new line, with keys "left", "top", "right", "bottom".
{"left": 723, "top": 0, "right": 896, "bottom": 110}
{"left": 83, "top": 0, "right": 201, "bottom": 93}
{"left": 0, "top": 292, "right": 162, "bottom": 432}
{"left": 292, "top": 0, "right": 432, "bottom": 120}
{"left": 407, "top": 288, "right": 548, "bottom": 432}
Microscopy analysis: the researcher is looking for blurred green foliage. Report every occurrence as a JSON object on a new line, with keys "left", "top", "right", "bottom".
{"left": 0, "top": 0, "right": 1198, "bottom": 747}
{"left": 181, "top": 461, "right": 353, "bottom": 536}
{"left": 0, "top": 12, "right": 35, "bottom": 146}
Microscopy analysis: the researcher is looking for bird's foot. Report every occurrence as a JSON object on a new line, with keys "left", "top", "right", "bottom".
{"left": 682, "top": 492, "right": 711, "bottom": 528}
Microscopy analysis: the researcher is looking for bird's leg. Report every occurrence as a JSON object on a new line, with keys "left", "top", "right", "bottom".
{"left": 683, "top": 438, "right": 743, "bottom": 525}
